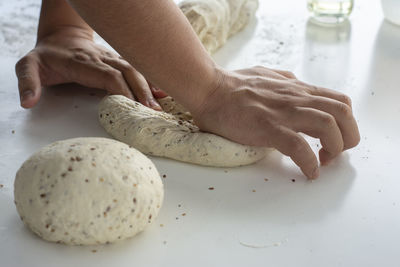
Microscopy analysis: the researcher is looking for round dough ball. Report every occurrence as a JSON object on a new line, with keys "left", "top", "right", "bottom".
{"left": 14, "top": 137, "right": 163, "bottom": 245}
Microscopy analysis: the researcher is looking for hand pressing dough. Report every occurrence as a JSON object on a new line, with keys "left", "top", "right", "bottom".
{"left": 98, "top": 0, "right": 267, "bottom": 167}
{"left": 99, "top": 95, "right": 268, "bottom": 167}
{"left": 14, "top": 137, "right": 163, "bottom": 245}
{"left": 179, "top": 0, "right": 259, "bottom": 53}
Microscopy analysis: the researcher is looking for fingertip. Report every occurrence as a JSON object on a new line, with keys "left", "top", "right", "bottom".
{"left": 151, "top": 87, "right": 168, "bottom": 99}
{"left": 309, "top": 166, "right": 320, "bottom": 180}
{"left": 20, "top": 89, "right": 36, "bottom": 109}
{"left": 149, "top": 99, "right": 162, "bottom": 111}
{"left": 319, "top": 149, "right": 333, "bottom": 166}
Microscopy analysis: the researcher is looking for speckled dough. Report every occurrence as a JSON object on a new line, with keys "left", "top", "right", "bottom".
{"left": 14, "top": 137, "right": 163, "bottom": 245}
{"left": 99, "top": 95, "right": 268, "bottom": 167}
{"left": 179, "top": 0, "right": 259, "bottom": 53}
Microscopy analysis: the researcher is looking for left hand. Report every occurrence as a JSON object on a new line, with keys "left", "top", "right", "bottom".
{"left": 15, "top": 27, "right": 167, "bottom": 109}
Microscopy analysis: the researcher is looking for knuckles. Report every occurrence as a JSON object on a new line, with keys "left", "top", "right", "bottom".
{"left": 336, "top": 102, "right": 353, "bottom": 119}
{"left": 15, "top": 56, "right": 32, "bottom": 73}
{"left": 339, "top": 94, "right": 352, "bottom": 108}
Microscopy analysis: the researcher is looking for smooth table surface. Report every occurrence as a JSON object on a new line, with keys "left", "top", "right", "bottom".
{"left": 1, "top": 0, "right": 399, "bottom": 266}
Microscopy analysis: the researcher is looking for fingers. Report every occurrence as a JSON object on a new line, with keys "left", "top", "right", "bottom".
{"left": 273, "top": 69, "right": 297, "bottom": 79}
{"left": 290, "top": 107, "right": 344, "bottom": 166}
{"left": 102, "top": 57, "right": 162, "bottom": 110}
{"left": 149, "top": 83, "right": 168, "bottom": 99}
{"left": 15, "top": 55, "right": 42, "bottom": 108}
{"left": 308, "top": 84, "right": 353, "bottom": 108}
{"left": 66, "top": 56, "right": 134, "bottom": 100}
{"left": 302, "top": 96, "right": 360, "bottom": 151}
{"left": 268, "top": 125, "right": 319, "bottom": 179}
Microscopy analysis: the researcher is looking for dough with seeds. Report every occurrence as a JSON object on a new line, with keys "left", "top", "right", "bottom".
{"left": 14, "top": 137, "right": 163, "bottom": 245}
{"left": 99, "top": 95, "right": 268, "bottom": 167}
{"left": 179, "top": 0, "right": 259, "bottom": 53}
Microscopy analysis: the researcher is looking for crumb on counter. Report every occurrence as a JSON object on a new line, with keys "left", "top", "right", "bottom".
{"left": 208, "top": 187, "right": 214, "bottom": 190}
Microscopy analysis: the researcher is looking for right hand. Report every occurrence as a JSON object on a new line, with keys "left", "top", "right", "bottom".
{"left": 192, "top": 66, "right": 360, "bottom": 179}
{"left": 15, "top": 27, "right": 167, "bottom": 109}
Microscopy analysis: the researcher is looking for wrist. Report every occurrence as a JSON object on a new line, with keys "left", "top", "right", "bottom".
{"left": 37, "top": 0, "right": 93, "bottom": 43}
{"left": 184, "top": 65, "right": 228, "bottom": 116}
{"left": 37, "top": 26, "right": 93, "bottom": 44}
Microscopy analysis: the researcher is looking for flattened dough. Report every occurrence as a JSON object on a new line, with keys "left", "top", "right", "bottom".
{"left": 99, "top": 95, "right": 268, "bottom": 167}
{"left": 179, "top": 0, "right": 259, "bottom": 53}
{"left": 14, "top": 137, "right": 163, "bottom": 245}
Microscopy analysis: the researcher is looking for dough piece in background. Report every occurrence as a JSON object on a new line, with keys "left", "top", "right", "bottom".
{"left": 99, "top": 95, "right": 269, "bottom": 167}
{"left": 179, "top": 0, "right": 259, "bottom": 53}
{"left": 14, "top": 137, "right": 163, "bottom": 245}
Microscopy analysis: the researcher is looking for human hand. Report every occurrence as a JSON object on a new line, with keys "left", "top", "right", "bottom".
{"left": 192, "top": 66, "right": 360, "bottom": 179}
{"left": 15, "top": 27, "right": 167, "bottom": 109}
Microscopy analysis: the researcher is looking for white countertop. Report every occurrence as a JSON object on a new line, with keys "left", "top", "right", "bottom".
{"left": 1, "top": 0, "right": 399, "bottom": 266}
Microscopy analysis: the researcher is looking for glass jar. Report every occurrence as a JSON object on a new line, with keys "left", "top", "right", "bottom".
{"left": 307, "top": 0, "right": 354, "bottom": 24}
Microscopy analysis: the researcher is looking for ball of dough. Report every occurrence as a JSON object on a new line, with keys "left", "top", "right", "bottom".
{"left": 14, "top": 137, "right": 163, "bottom": 245}
{"left": 99, "top": 95, "right": 269, "bottom": 167}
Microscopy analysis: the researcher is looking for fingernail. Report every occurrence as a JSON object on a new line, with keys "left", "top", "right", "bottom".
{"left": 20, "top": 90, "right": 34, "bottom": 103}
{"left": 149, "top": 99, "right": 162, "bottom": 110}
{"left": 311, "top": 167, "right": 319, "bottom": 179}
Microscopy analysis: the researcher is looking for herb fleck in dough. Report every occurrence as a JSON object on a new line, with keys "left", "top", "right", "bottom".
{"left": 14, "top": 137, "right": 163, "bottom": 245}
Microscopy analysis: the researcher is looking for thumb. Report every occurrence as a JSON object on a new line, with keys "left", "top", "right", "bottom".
{"left": 15, "top": 55, "right": 42, "bottom": 108}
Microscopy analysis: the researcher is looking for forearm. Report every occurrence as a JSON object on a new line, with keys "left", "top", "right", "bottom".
{"left": 67, "top": 0, "right": 220, "bottom": 112}
{"left": 37, "top": 0, "right": 93, "bottom": 41}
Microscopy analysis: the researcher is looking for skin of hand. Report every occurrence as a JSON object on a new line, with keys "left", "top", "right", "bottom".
{"left": 15, "top": 28, "right": 167, "bottom": 109}
{"left": 192, "top": 67, "right": 360, "bottom": 179}
{"left": 66, "top": 0, "right": 360, "bottom": 178}
{"left": 15, "top": 0, "right": 167, "bottom": 109}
